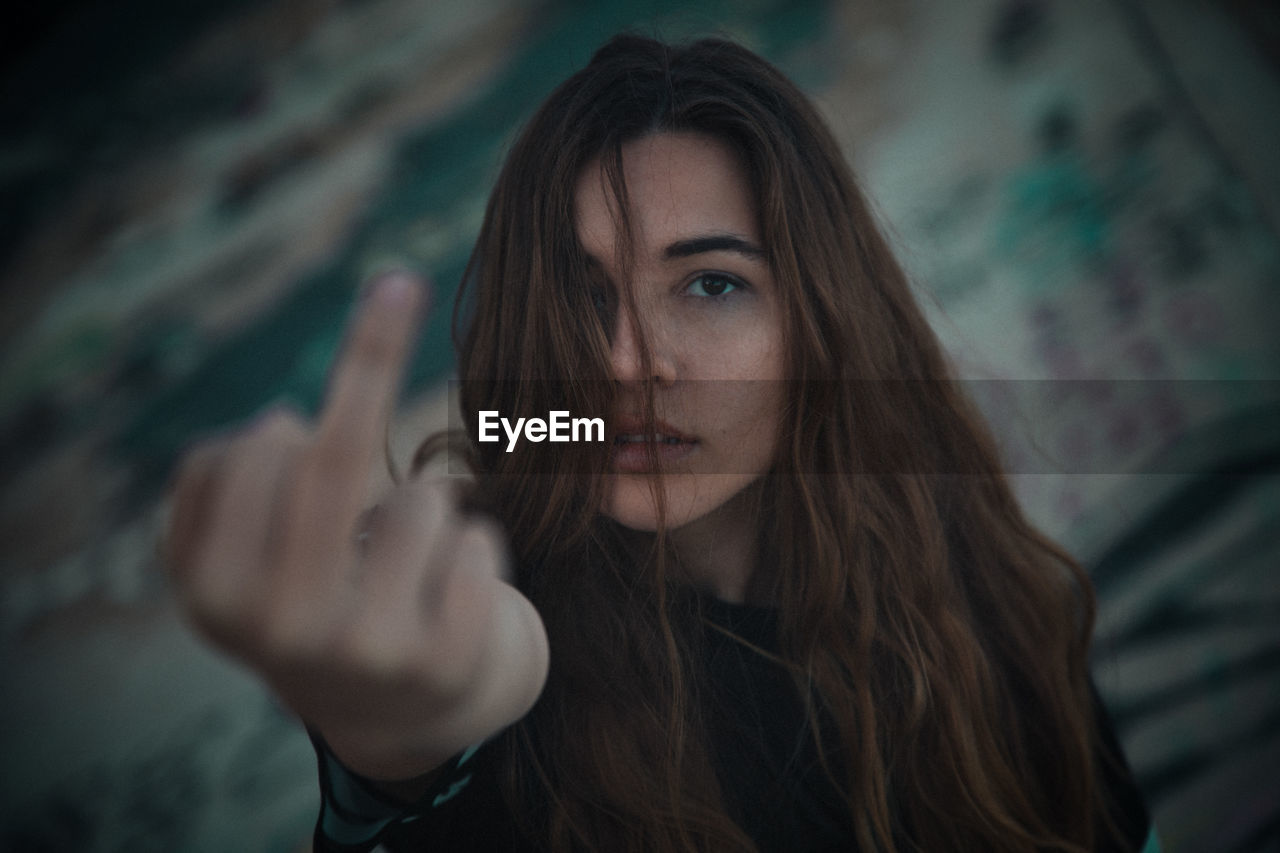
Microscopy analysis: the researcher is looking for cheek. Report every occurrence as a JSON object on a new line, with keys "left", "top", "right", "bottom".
{"left": 699, "top": 381, "right": 785, "bottom": 471}
{"left": 684, "top": 325, "right": 785, "bottom": 382}
{"left": 668, "top": 291, "right": 785, "bottom": 377}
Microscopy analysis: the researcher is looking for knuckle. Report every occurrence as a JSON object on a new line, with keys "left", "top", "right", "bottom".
{"left": 243, "top": 407, "right": 311, "bottom": 453}
{"left": 256, "top": 410, "right": 311, "bottom": 447}
{"left": 170, "top": 444, "right": 225, "bottom": 506}
{"left": 174, "top": 440, "right": 219, "bottom": 483}
{"left": 263, "top": 404, "right": 307, "bottom": 431}
{"left": 363, "top": 482, "right": 451, "bottom": 558}
{"left": 391, "top": 480, "right": 452, "bottom": 530}
{"left": 415, "top": 475, "right": 459, "bottom": 500}
{"left": 298, "top": 438, "right": 357, "bottom": 485}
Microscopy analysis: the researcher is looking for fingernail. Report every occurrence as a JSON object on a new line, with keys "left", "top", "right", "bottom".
{"left": 366, "top": 271, "right": 418, "bottom": 305}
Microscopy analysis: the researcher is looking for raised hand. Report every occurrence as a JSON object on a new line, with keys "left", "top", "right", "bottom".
{"left": 164, "top": 272, "right": 548, "bottom": 781}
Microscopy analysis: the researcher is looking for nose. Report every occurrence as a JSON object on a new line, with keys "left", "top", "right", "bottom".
{"left": 609, "top": 304, "right": 676, "bottom": 387}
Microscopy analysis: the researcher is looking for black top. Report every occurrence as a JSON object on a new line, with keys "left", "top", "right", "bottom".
{"left": 311, "top": 596, "right": 1152, "bottom": 852}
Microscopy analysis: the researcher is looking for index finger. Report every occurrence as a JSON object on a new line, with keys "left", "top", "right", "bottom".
{"left": 315, "top": 271, "right": 428, "bottom": 475}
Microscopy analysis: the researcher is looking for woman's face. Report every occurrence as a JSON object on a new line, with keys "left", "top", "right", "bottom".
{"left": 574, "top": 132, "right": 787, "bottom": 533}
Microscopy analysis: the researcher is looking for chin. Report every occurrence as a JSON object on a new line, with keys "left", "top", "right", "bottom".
{"left": 602, "top": 472, "right": 762, "bottom": 532}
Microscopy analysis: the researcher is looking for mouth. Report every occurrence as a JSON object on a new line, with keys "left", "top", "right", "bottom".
{"left": 609, "top": 419, "right": 698, "bottom": 472}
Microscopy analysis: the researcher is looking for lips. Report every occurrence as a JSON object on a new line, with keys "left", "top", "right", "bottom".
{"left": 610, "top": 416, "right": 698, "bottom": 473}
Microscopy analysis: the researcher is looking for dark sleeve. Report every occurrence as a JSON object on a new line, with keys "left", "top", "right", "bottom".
{"left": 1090, "top": 684, "right": 1160, "bottom": 853}
{"left": 308, "top": 731, "right": 484, "bottom": 853}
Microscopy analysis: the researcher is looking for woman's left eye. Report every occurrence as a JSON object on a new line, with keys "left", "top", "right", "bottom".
{"left": 685, "top": 273, "right": 742, "bottom": 298}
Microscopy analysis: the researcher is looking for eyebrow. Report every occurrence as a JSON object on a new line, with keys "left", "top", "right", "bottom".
{"left": 663, "top": 234, "right": 766, "bottom": 261}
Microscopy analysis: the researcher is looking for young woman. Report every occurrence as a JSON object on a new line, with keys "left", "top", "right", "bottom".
{"left": 166, "top": 35, "right": 1155, "bottom": 853}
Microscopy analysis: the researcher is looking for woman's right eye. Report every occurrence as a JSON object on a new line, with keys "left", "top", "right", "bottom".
{"left": 685, "top": 272, "right": 743, "bottom": 299}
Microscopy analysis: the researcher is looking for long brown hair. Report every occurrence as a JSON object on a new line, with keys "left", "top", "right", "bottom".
{"left": 425, "top": 33, "right": 1127, "bottom": 852}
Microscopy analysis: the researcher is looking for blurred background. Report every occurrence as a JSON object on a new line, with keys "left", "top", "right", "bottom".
{"left": 1, "top": 0, "right": 1277, "bottom": 850}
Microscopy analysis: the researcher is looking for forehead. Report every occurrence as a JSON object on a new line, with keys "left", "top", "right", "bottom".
{"left": 573, "top": 132, "right": 758, "bottom": 260}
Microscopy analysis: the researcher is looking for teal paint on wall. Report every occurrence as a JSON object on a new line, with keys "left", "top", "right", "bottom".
{"left": 113, "top": 0, "right": 834, "bottom": 498}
